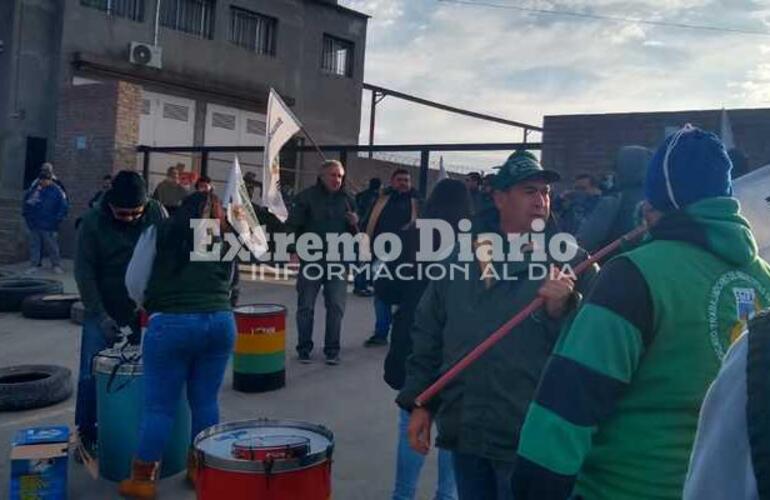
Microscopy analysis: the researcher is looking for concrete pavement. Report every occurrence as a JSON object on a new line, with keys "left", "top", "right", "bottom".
{"left": 0, "top": 261, "right": 444, "bottom": 499}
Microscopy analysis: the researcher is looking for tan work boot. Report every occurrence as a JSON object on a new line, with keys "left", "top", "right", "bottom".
{"left": 185, "top": 448, "right": 197, "bottom": 488}
{"left": 118, "top": 459, "right": 160, "bottom": 499}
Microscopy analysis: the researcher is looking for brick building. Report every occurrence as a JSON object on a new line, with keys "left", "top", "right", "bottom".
{"left": 541, "top": 108, "right": 770, "bottom": 186}
{"left": 0, "top": 0, "right": 368, "bottom": 261}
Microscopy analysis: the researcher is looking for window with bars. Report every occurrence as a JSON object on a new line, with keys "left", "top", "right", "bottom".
{"left": 160, "top": 0, "right": 215, "bottom": 39}
{"left": 321, "top": 35, "right": 354, "bottom": 77}
{"left": 229, "top": 7, "right": 277, "bottom": 56}
{"left": 80, "top": 0, "right": 145, "bottom": 21}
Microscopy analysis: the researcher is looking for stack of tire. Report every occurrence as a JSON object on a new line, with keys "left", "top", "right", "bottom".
{"left": 0, "top": 275, "right": 79, "bottom": 319}
{"left": 0, "top": 273, "right": 75, "bottom": 411}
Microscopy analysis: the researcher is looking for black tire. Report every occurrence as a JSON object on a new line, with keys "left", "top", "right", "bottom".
{"left": 22, "top": 293, "right": 81, "bottom": 320}
{"left": 0, "top": 365, "right": 73, "bottom": 411}
{"left": 70, "top": 301, "right": 85, "bottom": 325}
{"left": 0, "top": 278, "right": 63, "bottom": 312}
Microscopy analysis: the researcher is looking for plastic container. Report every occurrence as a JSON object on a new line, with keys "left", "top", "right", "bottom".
{"left": 94, "top": 346, "right": 190, "bottom": 481}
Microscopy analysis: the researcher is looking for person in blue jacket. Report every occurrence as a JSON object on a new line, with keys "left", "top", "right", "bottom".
{"left": 23, "top": 170, "right": 68, "bottom": 274}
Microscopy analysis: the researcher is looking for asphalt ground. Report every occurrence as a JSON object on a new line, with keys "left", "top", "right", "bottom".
{"left": 0, "top": 261, "right": 444, "bottom": 499}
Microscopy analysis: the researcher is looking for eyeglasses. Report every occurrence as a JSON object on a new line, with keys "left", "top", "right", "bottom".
{"left": 109, "top": 204, "right": 145, "bottom": 220}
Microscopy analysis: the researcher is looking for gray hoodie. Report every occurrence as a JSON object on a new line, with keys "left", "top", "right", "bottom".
{"left": 576, "top": 145, "right": 652, "bottom": 252}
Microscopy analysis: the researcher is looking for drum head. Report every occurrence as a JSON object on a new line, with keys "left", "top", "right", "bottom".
{"left": 195, "top": 419, "right": 333, "bottom": 473}
{"left": 234, "top": 304, "right": 286, "bottom": 316}
{"left": 232, "top": 435, "right": 310, "bottom": 461}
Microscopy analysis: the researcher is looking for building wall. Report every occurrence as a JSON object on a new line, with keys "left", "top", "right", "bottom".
{"left": 54, "top": 80, "right": 142, "bottom": 257}
{"left": 58, "top": 0, "right": 366, "bottom": 143}
{"left": 334, "top": 156, "right": 455, "bottom": 197}
{"left": 0, "top": 0, "right": 62, "bottom": 195}
{"left": 0, "top": 0, "right": 367, "bottom": 262}
{"left": 542, "top": 108, "right": 770, "bottom": 183}
{"left": 0, "top": 1, "right": 17, "bottom": 177}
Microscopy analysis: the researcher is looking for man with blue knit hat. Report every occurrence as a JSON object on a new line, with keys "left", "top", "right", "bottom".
{"left": 512, "top": 125, "right": 770, "bottom": 500}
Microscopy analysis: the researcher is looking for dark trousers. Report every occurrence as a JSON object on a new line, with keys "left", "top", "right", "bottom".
{"left": 452, "top": 452, "right": 516, "bottom": 500}
{"left": 295, "top": 267, "right": 347, "bottom": 357}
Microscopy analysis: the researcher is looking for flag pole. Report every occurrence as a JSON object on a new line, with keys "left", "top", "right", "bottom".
{"left": 299, "top": 126, "right": 328, "bottom": 163}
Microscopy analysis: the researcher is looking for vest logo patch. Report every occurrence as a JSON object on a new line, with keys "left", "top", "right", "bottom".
{"left": 708, "top": 272, "right": 770, "bottom": 360}
{"left": 734, "top": 288, "right": 757, "bottom": 321}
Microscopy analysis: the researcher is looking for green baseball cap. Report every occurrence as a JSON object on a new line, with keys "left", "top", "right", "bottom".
{"left": 491, "top": 150, "right": 560, "bottom": 190}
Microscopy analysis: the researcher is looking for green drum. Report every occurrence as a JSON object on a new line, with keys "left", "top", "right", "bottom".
{"left": 94, "top": 346, "right": 190, "bottom": 481}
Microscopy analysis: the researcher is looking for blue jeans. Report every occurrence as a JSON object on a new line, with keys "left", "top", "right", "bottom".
{"left": 75, "top": 315, "right": 111, "bottom": 447}
{"left": 393, "top": 408, "right": 457, "bottom": 500}
{"left": 374, "top": 297, "right": 393, "bottom": 339}
{"left": 28, "top": 229, "right": 60, "bottom": 267}
{"left": 354, "top": 267, "right": 369, "bottom": 292}
{"left": 136, "top": 311, "right": 235, "bottom": 461}
{"left": 452, "top": 452, "right": 515, "bottom": 500}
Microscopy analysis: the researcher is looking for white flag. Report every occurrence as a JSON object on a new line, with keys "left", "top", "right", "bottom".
{"left": 223, "top": 156, "right": 268, "bottom": 259}
{"left": 263, "top": 88, "right": 302, "bottom": 222}
{"left": 720, "top": 108, "right": 736, "bottom": 151}
{"left": 438, "top": 156, "right": 449, "bottom": 181}
{"left": 734, "top": 163, "right": 770, "bottom": 261}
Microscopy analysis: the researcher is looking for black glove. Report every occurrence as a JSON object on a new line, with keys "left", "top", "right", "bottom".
{"left": 98, "top": 316, "right": 122, "bottom": 346}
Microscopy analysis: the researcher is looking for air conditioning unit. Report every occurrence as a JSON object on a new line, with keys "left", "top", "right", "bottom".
{"left": 129, "top": 42, "right": 162, "bottom": 69}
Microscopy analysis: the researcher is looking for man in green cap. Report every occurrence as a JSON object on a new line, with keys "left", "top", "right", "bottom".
{"left": 397, "top": 151, "right": 597, "bottom": 500}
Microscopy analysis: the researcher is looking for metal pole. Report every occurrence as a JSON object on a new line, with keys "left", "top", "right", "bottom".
{"left": 142, "top": 149, "right": 150, "bottom": 188}
{"left": 368, "top": 90, "right": 377, "bottom": 159}
{"left": 299, "top": 126, "right": 327, "bottom": 163}
{"left": 153, "top": 0, "right": 162, "bottom": 46}
{"left": 201, "top": 150, "right": 209, "bottom": 177}
{"left": 419, "top": 149, "right": 430, "bottom": 198}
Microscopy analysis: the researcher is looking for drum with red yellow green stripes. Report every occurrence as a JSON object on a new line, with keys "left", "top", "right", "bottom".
{"left": 232, "top": 304, "right": 286, "bottom": 393}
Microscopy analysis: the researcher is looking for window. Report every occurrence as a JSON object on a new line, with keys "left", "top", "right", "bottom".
{"left": 321, "top": 35, "right": 354, "bottom": 77}
{"left": 212, "top": 112, "right": 236, "bottom": 130}
{"left": 160, "top": 0, "right": 215, "bottom": 39}
{"left": 246, "top": 118, "right": 266, "bottom": 135}
{"left": 80, "top": 0, "right": 145, "bottom": 21}
{"left": 163, "top": 103, "right": 190, "bottom": 122}
{"left": 229, "top": 7, "right": 277, "bottom": 56}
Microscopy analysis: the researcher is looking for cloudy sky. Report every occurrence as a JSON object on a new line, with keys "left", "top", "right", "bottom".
{"left": 338, "top": 0, "right": 770, "bottom": 170}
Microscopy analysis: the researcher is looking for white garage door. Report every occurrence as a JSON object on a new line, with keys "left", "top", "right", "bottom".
{"left": 205, "top": 104, "right": 267, "bottom": 197}
{"left": 138, "top": 91, "right": 196, "bottom": 193}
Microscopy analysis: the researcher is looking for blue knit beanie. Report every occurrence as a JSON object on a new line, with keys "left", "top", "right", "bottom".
{"left": 644, "top": 124, "right": 733, "bottom": 212}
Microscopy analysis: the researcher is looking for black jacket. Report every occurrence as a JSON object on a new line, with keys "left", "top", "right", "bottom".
{"left": 383, "top": 226, "right": 425, "bottom": 390}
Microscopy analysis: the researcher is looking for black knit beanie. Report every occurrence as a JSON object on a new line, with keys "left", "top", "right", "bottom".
{"left": 106, "top": 171, "right": 146, "bottom": 208}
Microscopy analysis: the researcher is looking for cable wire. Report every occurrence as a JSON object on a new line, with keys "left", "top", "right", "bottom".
{"left": 438, "top": 0, "right": 770, "bottom": 37}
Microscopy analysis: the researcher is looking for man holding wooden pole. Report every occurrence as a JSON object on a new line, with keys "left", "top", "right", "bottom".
{"left": 396, "top": 151, "right": 597, "bottom": 500}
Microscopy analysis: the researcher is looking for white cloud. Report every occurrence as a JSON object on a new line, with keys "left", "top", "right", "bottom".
{"left": 340, "top": 0, "right": 770, "bottom": 169}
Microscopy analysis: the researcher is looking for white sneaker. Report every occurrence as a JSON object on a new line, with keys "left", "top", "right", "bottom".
{"left": 52, "top": 266, "right": 64, "bottom": 274}
{"left": 24, "top": 267, "right": 39, "bottom": 275}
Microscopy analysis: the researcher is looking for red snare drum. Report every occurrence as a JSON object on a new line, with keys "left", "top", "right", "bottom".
{"left": 195, "top": 419, "right": 334, "bottom": 500}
